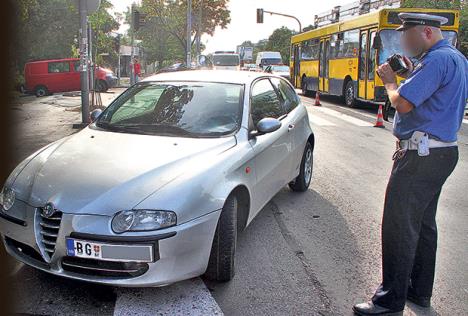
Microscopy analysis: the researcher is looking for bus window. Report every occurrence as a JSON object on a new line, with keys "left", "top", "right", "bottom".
{"left": 368, "top": 31, "right": 376, "bottom": 80}
{"left": 359, "top": 32, "right": 367, "bottom": 80}
{"left": 330, "top": 30, "right": 359, "bottom": 59}
{"left": 378, "top": 29, "right": 458, "bottom": 65}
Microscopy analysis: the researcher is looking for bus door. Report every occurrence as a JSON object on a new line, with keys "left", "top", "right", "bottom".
{"left": 293, "top": 44, "right": 301, "bottom": 88}
{"left": 318, "top": 37, "right": 330, "bottom": 93}
{"left": 358, "top": 29, "right": 377, "bottom": 100}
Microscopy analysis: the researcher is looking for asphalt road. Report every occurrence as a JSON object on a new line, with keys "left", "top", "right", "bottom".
{"left": 4, "top": 91, "right": 468, "bottom": 315}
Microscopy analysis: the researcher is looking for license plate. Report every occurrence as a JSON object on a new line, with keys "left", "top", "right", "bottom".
{"left": 66, "top": 238, "right": 153, "bottom": 262}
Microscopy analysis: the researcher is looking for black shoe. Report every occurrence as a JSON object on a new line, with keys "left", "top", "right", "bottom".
{"left": 353, "top": 301, "right": 403, "bottom": 315}
{"left": 407, "top": 291, "right": 431, "bottom": 308}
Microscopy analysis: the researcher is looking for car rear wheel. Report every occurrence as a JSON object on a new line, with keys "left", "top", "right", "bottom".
{"left": 95, "top": 80, "right": 108, "bottom": 92}
{"left": 289, "top": 141, "right": 313, "bottom": 192}
{"left": 35, "top": 85, "right": 48, "bottom": 97}
{"left": 204, "top": 194, "right": 237, "bottom": 282}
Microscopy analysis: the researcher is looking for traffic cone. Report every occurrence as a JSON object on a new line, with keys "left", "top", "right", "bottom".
{"left": 374, "top": 104, "right": 385, "bottom": 128}
{"left": 314, "top": 91, "right": 321, "bottom": 106}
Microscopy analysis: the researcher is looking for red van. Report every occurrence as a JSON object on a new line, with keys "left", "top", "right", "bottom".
{"left": 24, "top": 58, "right": 118, "bottom": 97}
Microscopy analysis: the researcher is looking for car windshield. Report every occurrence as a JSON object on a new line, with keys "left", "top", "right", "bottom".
{"left": 261, "top": 58, "right": 282, "bottom": 66}
{"left": 271, "top": 65, "right": 290, "bottom": 72}
{"left": 378, "top": 29, "right": 458, "bottom": 65}
{"left": 213, "top": 55, "right": 240, "bottom": 66}
{"left": 95, "top": 81, "right": 244, "bottom": 137}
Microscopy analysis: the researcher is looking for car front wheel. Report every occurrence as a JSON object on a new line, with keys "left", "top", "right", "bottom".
{"left": 289, "top": 141, "right": 313, "bottom": 192}
{"left": 204, "top": 194, "right": 237, "bottom": 282}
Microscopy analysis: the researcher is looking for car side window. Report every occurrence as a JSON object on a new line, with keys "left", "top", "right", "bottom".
{"left": 72, "top": 61, "right": 80, "bottom": 72}
{"left": 250, "top": 79, "right": 285, "bottom": 126}
{"left": 270, "top": 78, "right": 299, "bottom": 113}
{"left": 48, "top": 62, "right": 70, "bottom": 73}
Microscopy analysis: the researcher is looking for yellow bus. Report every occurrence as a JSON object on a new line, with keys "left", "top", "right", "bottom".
{"left": 290, "top": 8, "right": 460, "bottom": 110}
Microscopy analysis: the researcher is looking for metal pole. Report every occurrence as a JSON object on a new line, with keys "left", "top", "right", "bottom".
{"left": 263, "top": 10, "right": 302, "bottom": 33}
{"left": 186, "top": 0, "right": 192, "bottom": 67}
{"left": 130, "top": 4, "right": 135, "bottom": 85}
{"left": 88, "top": 21, "right": 94, "bottom": 92}
{"left": 79, "top": 0, "right": 90, "bottom": 123}
{"left": 195, "top": 0, "right": 202, "bottom": 62}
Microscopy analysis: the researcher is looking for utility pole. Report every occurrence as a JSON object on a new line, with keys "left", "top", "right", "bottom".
{"left": 186, "top": 0, "right": 192, "bottom": 67}
{"left": 195, "top": 0, "right": 202, "bottom": 62}
{"left": 130, "top": 4, "right": 135, "bottom": 85}
{"left": 79, "top": 0, "right": 90, "bottom": 124}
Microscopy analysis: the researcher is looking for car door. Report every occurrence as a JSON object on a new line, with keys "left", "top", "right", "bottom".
{"left": 47, "top": 61, "right": 71, "bottom": 92}
{"left": 70, "top": 60, "right": 81, "bottom": 92}
{"left": 270, "top": 77, "right": 306, "bottom": 180}
{"left": 249, "top": 78, "right": 293, "bottom": 215}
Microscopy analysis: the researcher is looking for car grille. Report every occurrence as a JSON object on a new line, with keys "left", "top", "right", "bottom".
{"left": 38, "top": 209, "right": 63, "bottom": 260}
{"left": 4, "top": 237, "right": 48, "bottom": 267}
{"left": 61, "top": 257, "right": 149, "bottom": 278}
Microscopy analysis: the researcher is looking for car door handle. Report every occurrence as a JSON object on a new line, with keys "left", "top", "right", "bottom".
{"left": 288, "top": 124, "right": 295, "bottom": 131}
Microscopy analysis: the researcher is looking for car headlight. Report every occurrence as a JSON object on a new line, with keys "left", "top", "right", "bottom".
{"left": 111, "top": 210, "right": 177, "bottom": 233}
{"left": 0, "top": 187, "right": 15, "bottom": 211}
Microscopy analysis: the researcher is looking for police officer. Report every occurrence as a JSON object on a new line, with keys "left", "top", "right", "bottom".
{"left": 353, "top": 13, "right": 468, "bottom": 315}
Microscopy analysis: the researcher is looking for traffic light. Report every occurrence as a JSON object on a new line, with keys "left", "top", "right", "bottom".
{"left": 256, "top": 8, "right": 263, "bottom": 24}
{"left": 132, "top": 9, "right": 147, "bottom": 31}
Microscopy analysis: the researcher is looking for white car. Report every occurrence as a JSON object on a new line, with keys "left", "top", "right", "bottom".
{"left": 0, "top": 70, "right": 314, "bottom": 286}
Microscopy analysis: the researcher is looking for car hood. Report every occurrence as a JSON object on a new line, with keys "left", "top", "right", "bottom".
{"left": 13, "top": 127, "right": 236, "bottom": 215}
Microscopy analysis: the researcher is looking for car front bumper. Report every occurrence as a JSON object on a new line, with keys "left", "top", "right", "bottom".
{"left": 0, "top": 203, "right": 221, "bottom": 287}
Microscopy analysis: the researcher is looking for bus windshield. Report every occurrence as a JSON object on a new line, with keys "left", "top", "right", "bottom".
{"left": 378, "top": 29, "right": 458, "bottom": 65}
{"left": 213, "top": 55, "right": 240, "bottom": 66}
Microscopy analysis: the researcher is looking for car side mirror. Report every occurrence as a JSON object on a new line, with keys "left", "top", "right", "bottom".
{"left": 250, "top": 117, "right": 282, "bottom": 137}
{"left": 90, "top": 109, "right": 103, "bottom": 122}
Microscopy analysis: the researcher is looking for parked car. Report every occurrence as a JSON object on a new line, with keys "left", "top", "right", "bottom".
{"left": 24, "top": 58, "right": 118, "bottom": 97}
{"left": 0, "top": 70, "right": 314, "bottom": 286}
{"left": 156, "top": 63, "right": 189, "bottom": 74}
{"left": 264, "top": 64, "right": 291, "bottom": 82}
{"left": 256, "top": 51, "right": 282, "bottom": 69}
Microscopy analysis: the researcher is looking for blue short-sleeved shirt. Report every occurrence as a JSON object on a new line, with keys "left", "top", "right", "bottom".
{"left": 393, "top": 39, "right": 468, "bottom": 142}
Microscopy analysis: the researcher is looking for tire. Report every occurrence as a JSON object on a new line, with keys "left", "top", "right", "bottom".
{"left": 289, "top": 141, "right": 313, "bottom": 192}
{"left": 301, "top": 76, "right": 314, "bottom": 97}
{"left": 383, "top": 99, "right": 392, "bottom": 121}
{"left": 344, "top": 80, "right": 356, "bottom": 108}
{"left": 204, "top": 195, "right": 238, "bottom": 282}
{"left": 95, "top": 80, "right": 108, "bottom": 92}
{"left": 35, "top": 85, "right": 48, "bottom": 97}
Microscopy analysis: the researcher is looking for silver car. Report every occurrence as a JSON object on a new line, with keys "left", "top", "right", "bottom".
{"left": 0, "top": 70, "right": 314, "bottom": 286}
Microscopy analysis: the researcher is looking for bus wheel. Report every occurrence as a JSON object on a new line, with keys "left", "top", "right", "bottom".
{"left": 301, "top": 77, "right": 313, "bottom": 97}
{"left": 344, "top": 80, "right": 356, "bottom": 108}
{"left": 383, "top": 99, "right": 392, "bottom": 121}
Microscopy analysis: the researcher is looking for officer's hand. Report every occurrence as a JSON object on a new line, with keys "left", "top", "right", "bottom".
{"left": 400, "top": 56, "right": 414, "bottom": 78}
{"left": 377, "top": 63, "right": 397, "bottom": 86}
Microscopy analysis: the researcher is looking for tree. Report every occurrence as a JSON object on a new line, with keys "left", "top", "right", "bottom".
{"left": 141, "top": 0, "right": 231, "bottom": 60}
{"left": 265, "top": 27, "right": 294, "bottom": 63}
{"left": 401, "top": 0, "right": 467, "bottom": 56}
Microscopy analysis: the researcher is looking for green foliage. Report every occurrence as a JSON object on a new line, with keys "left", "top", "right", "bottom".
{"left": 13, "top": 0, "right": 119, "bottom": 78}
{"left": 138, "top": 0, "right": 231, "bottom": 67}
{"left": 242, "top": 27, "right": 294, "bottom": 64}
{"left": 401, "top": 0, "right": 467, "bottom": 56}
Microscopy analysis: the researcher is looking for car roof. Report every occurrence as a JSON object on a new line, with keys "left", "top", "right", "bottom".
{"left": 142, "top": 70, "right": 274, "bottom": 85}
{"left": 26, "top": 58, "right": 79, "bottom": 64}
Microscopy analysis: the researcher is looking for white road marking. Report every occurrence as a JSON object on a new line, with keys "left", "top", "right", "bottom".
{"left": 309, "top": 115, "right": 336, "bottom": 126}
{"left": 113, "top": 278, "right": 224, "bottom": 316}
{"left": 306, "top": 105, "right": 374, "bottom": 127}
{"left": 462, "top": 119, "right": 468, "bottom": 125}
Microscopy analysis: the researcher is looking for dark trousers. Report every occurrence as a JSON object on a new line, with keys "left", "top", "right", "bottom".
{"left": 372, "top": 147, "right": 459, "bottom": 310}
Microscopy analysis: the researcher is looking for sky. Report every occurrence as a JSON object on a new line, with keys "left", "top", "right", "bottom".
{"left": 110, "top": 0, "right": 353, "bottom": 53}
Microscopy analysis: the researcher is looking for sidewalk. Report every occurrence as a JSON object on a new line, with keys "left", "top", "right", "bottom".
{"left": 8, "top": 88, "right": 125, "bottom": 173}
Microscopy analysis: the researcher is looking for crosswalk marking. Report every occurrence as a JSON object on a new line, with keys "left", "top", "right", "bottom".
{"left": 305, "top": 105, "right": 374, "bottom": 127}
{"left": 113, "top": 278, "right": 224, "bottom": 316}
{"left": 309, "top": 115, "right": 336, "bottom": 126}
